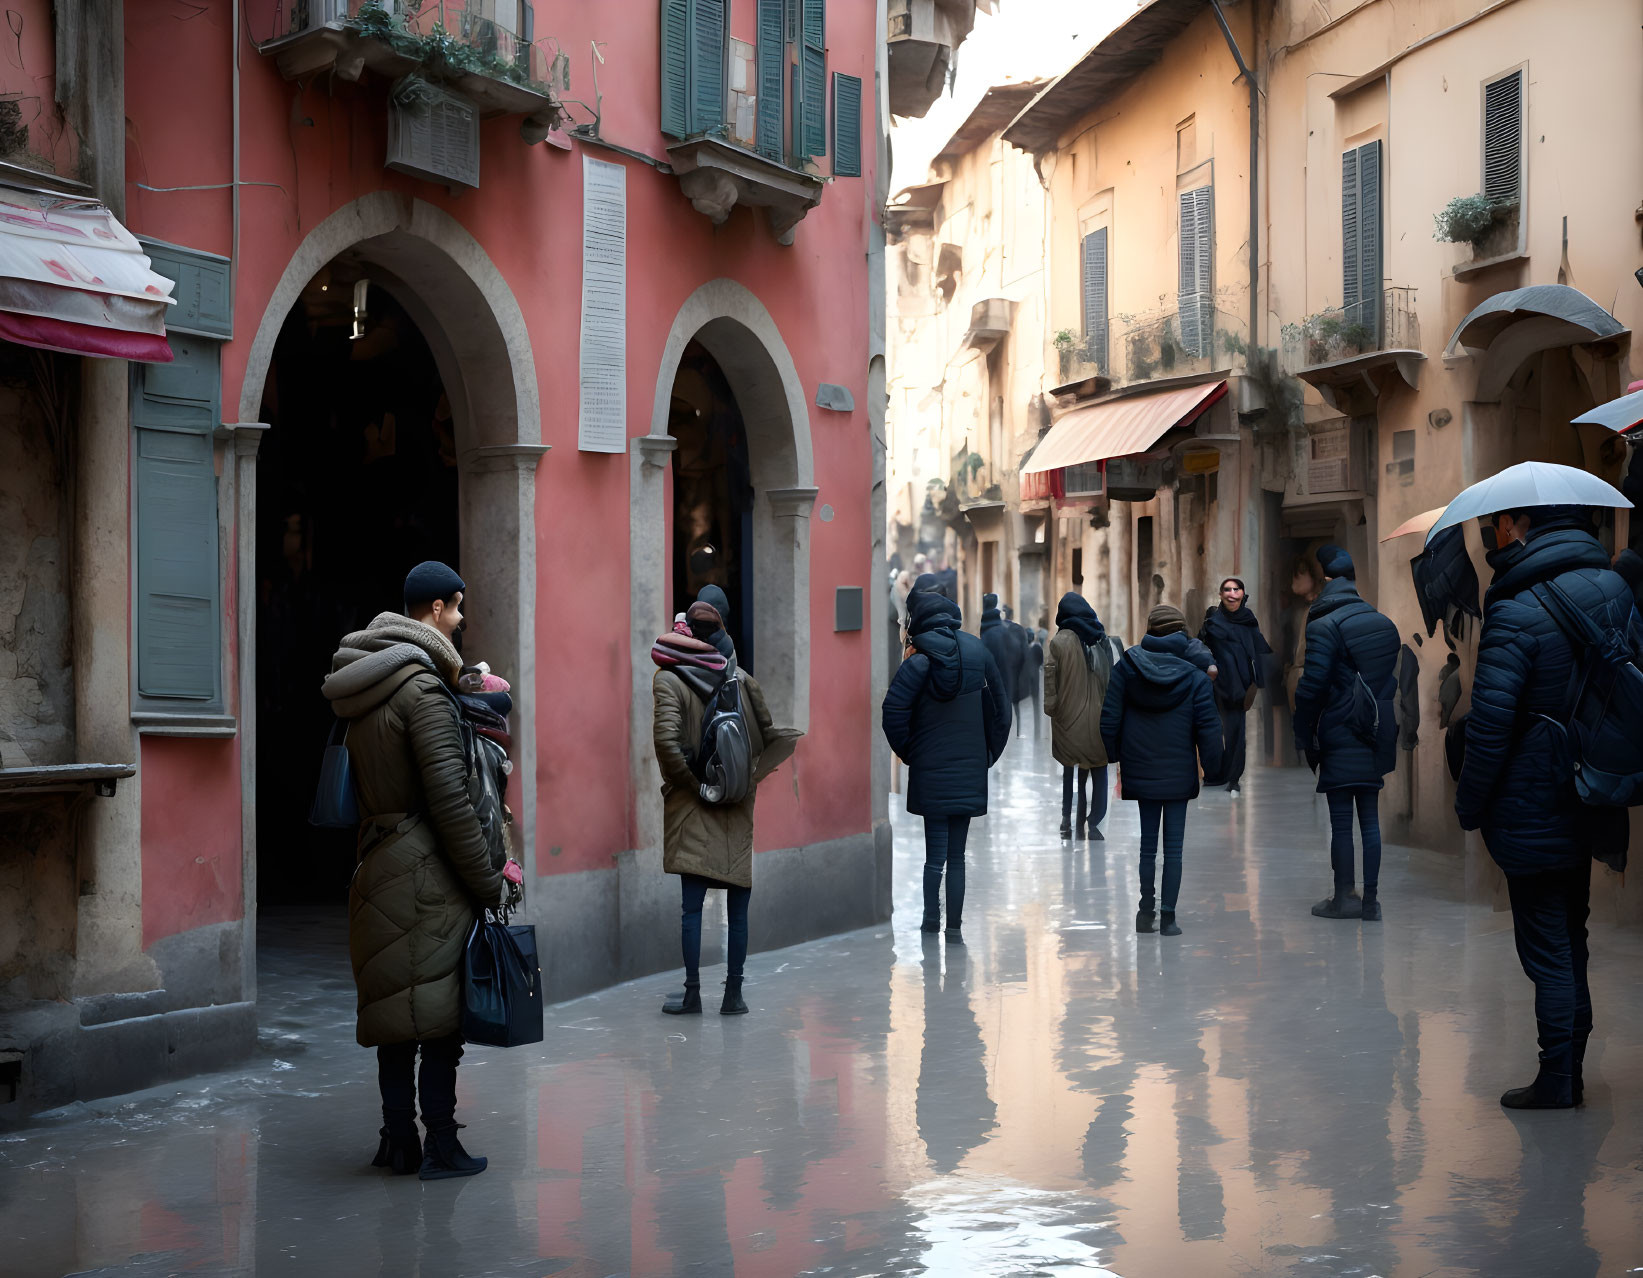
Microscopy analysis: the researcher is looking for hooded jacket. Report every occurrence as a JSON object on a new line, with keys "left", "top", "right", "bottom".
{"left": 1198, "top": 602, "right": 1273, "bottom": 706}
{"left": 979, "top": 594, "right": 1025, "bottom": 704}
{"left": 1292, "top": 577, "right": 1400, "bottom": 792}
{"left": 1044, "top": 593, "right": 1112, "bottom": 769}
{"left": 324, "top": 613, "right": 503, "bottom": 1047}
{"left": 1100, "top": 631, "right": 1223, "bottom": 801}
{"left": 882, "top": 591, "right": 1011, "bottom": 816}
{"left": 1455, "top": 520, "right": 1634, "bottom": 874}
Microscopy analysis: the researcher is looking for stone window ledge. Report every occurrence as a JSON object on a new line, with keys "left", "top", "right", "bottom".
{"left": 132, "top": 712, "right": 238, "bottom": 739}
{"left": 665, "top": 138, "right": 824, "bottom": 246}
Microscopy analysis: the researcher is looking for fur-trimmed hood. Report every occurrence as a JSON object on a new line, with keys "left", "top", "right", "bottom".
{"left": 324, "top": 613, "right": 461, "bottom": 719}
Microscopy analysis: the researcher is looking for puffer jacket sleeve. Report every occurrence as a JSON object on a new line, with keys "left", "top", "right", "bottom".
{"left": 652, "top": 673, "right": 698, "bottom": 791}
{"left": 407, "top": 680, "right": 502, "bottom": 906}
{"left": 1100, "top": 658, "right": 1130, "bottom": 763}
{"left": 1455, "top": 616, "right": 1538, "bottom": 830}
{"left": 881, "top": 654, "right": 929, "bottom": 761}
{"left": 980, "top": 644, "right": 1012, "bottom": 764}
{"left": 1191, "top": 673, "right": 1225, "bottom": 779}
{"left": 1292, "top": 615, "right": 1338, "bottom": 760}
{"left": 1042, "top": 636, "right": 1060, "bottom": 715}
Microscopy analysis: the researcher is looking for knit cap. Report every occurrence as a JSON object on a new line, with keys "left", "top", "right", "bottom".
{"left": 1147, "top": 603, "right": 1186, "bottom": 636}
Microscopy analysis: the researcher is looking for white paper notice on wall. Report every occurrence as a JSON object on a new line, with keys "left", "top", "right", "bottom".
{"left": 578, "top": 156, "right": 627, "bottom": 453}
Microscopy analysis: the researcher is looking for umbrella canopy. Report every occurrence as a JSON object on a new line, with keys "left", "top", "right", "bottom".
{"left": 1426, "top": 461, "right": 1631, "bottom": 544}
{"left": 1382, "top": 506, "right": 1447, "bottom": 542}
{"left": 1572, "top": 386, "right": 1643, "bottom": 434}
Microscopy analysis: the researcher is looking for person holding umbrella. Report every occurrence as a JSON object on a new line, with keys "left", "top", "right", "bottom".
{"left": 1450, "top": 476, "right": 1636, "bottom": 1110}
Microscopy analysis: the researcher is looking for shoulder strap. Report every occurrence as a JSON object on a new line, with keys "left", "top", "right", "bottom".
{"left": 1530, "top": 581, "right": 1601, "bottom": 650}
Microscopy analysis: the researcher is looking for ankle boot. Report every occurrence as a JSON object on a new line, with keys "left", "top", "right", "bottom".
{"left": 419, "top": 1124, "right": 488, "bottom": 1179}
{"left": 1059, "top": 819, "right": 1072, "bottom": 838}
{"left": 944, "top": 926, "right": 965, "bottom": 943}
{"left": 1312, "top": 890, "right": 1363, "bottom": 920}
{"left": 1159, "top": 912, "right": 1182, "bottom": 937}
{"left": 1136, "top": 905, "right": 1156, "bottom": 933}
{"left": 663, "top": 981, "right": 702, "bottom": 1015}
{"left": 1500, "top": 1067, "right": 1577, "bottom": 1110}
{"left": 371, "top": 1115, "right": 422, "bottom": 1175}
{"left": 720, "top": 977, "right": 749, "bottom": 1016}
{"left": 1360, "top": 893, "right": 1381, "bottom": 922}
{"left": 920, "top": 915, "right": 941, "bottom": 933}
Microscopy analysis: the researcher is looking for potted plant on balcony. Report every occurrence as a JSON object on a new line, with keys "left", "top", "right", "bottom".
{"left": 1433, "top": 193, "right": 1519, "bottom": 261}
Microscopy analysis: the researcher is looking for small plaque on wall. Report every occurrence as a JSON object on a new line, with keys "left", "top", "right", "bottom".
{"left": 834, "top": 587, "right": 863, "bottom": 632}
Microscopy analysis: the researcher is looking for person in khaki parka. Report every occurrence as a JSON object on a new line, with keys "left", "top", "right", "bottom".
{"left": 323, "top": 561, "right": 502, "bottom": 1182}
{"left": 1043, "top": 592, "right": 1115, "bottom": 840}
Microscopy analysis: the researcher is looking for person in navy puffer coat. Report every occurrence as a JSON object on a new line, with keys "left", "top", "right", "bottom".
{"left": 882, "top": 590, "right": 1011, "bottom": 942}
{"left": 979, "top": 592, "right": 1026, "bottom": 711}
{"left": 1292, "top": 545, "right": 1399, "bottom": 922}
{"left": 1456, "top": 506, "right": 1634, "bottom": 1111}
{"left": 1100, "top": 603, "right": 1223, "bottom": 938}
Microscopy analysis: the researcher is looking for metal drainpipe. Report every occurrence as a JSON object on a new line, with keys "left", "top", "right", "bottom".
{"left": 1209, "top": 0, "right": 1258, "bottom": 353}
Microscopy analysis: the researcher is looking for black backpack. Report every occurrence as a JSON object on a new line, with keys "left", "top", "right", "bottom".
{"left": 694, "top": 673, "right": 753, "bottom": 805}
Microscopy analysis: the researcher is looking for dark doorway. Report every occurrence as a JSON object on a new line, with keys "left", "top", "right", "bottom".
{"left": 254, "top": 267, "right": 459, "bottom": 905}
{"left": 670, "top": 341, "right": 754, "bottom": 670}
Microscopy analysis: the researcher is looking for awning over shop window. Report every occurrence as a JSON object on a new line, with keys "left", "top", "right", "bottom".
{"left": 0, "top": 186, "right": 175, "bottom": 363}
{"left": 1021, "top": 380, "right": 1226, "bottom": 475}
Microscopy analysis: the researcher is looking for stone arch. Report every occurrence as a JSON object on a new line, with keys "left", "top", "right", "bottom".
{"left": 238, "top": 192, "right": 547, "bottom": 867}
{"left": 629, "top": 279, "right": 816, "bottom": 850}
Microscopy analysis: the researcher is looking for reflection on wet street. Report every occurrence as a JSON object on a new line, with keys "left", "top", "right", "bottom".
{"left": 6, "top": 739, "right": 1643, "bottom": 1276}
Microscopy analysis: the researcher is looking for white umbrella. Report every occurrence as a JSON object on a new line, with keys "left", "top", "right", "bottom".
{"left": 1425, "top": 460, "right": 1631, "bottom": 544}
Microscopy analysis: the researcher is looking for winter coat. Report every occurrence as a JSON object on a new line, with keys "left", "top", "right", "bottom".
{"left": 1100, "top": 631, "right": 1224, "bottom": 801}
{"left": 324, "top": 613, "right": 503, "bottom": 1048}
{"left": 883, "top": 591, "right": 1011, "bottom": 817}
{"left": 1198, "top": 603, "right": 1273, "bottom": 707}
{"left": 1454, "top": 522, "right": 1634, "bottom": 876}
{"left": 1292, "top": 578, "right": 1400, "bottom": 792}
{"left": 980, "top": 608, "right": 1025, "bottom": 704}
{"left": 1044, "top": 629, "right": 1111, "bottom": 769}
{"left": 653, "top": 665, "right": 800, "bottom": 889}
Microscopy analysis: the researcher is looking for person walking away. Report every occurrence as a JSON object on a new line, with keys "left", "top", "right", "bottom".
{"left": 651, "top": 597, "right": 800, "bottom": 1016}
{"left": 980, "top": 593, "right": 1023, "bottom": 721}
{"left": 1100, "top": 604, "right": 1223, "bottom": 937}
{"left": 1003, "top": 604, "right": 1037, "bottom": 738}
{"left": 1455, "top": 505, "right": 1634, "bottom": 1109}
{"left": 323, "top": 561, "right": 504, "bottom": 1181}
{"left": 1044, "top": 593, "right": 1114, "bottom": 840}
{"left": 1024, "top": 622, "right": 1046, "bottom": 738}
{"left": 1197, "top": 577, "right": 1272, "bottom": 795}
{"left": 882, "top": 590, "right": 1011, "bottom": 942}
{"left": 1292, "top": 546, "right": 1399, "bottom": 922}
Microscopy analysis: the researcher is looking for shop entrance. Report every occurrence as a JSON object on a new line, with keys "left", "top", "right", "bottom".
{"left": 254, "top": 264, "right": 459, "bottom": 905}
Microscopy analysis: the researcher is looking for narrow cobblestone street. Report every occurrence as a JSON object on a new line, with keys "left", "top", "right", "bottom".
{"left": 6, "top": 741, "right": 1643, "bottom": 1276}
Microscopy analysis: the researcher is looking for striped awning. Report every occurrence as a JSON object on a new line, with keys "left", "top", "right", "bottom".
{"left": 1021, "top": 381, "right": 1226, "bottom": 475}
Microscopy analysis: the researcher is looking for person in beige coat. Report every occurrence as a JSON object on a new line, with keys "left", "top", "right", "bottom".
{"left": 650, "top": 593, "right": 800, "bottom": 1016}
{"left": 1043, "top": 592, "right": 1115, "bottom": 840}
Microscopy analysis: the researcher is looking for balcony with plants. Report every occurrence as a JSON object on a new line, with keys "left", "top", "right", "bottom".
{"left": 1279, "top": 287, "right": 1424, "bottom": 412}
{"left": 255, "top": 1, "right": 566, "bottom": 129}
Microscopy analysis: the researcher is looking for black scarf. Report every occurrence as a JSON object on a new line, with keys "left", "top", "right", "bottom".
{"left": 1200, "top": 603, "right": 1271, "bottom": 699}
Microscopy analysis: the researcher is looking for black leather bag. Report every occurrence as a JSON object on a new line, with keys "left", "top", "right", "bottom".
{"left": 308, "top": 720, "right": 359, "bottom": 829}
{"left": 461, "top": 910, "right": 544, "bottom": 1048}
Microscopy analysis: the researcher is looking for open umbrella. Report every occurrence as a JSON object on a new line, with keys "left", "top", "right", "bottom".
{"left": 1425, "top": 461, "right": 1631, "bottom": 544}
{"left": 1381, "top": 506, "right": 1448, "bottom": 543}
{"left": 1572, "top": 386, "right": 1643, "bottom": 434}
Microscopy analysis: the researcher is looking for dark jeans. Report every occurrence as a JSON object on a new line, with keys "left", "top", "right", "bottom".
{"left": 922, "top": 815, "right": 970, "bottom": 928}
{"left": 1326, "top": 788, "right": 1381, "bottom": 896}
{"left": 1138, "top": 798, "right": 1188, "bottom": 912}
{"left": 1061, "top": 765, "right": 1109, "bottom": 828}
{"left": 1216, "top": 697, "right": 1246, "bottom": 788}
{"left": 377, "top": 1034, "right": 464, "bottom": 1131}
{"left": 680, "top": 873, "right": 751, "bottom": 985}
{"left": 1505, "top": 865, "right": 1592, "bottom": 1073}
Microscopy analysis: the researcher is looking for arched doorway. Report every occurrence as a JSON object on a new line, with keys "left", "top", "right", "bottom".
{"left": 237, "top": 194, "right": 545, "bottom": 918}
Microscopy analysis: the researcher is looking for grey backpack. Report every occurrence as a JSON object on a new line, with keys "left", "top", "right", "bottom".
{"left": 694, "top": 674, "right": 752, "bottom": 805}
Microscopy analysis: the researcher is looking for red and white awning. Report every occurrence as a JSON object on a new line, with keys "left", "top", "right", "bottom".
{"left": 0, "top": 186, "right": 175, "bottom": 362}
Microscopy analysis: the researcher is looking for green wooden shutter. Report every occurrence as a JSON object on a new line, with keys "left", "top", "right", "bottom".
{"left": 134, "top": 338, "right": 221, "bottom": 703}
{"left": 755, "top": 0, "right": 786, "bottom": 160}
{"left": 1082, "top": 227, "right": 1108, "bottom": 373}
{"left": 689, "top": 0, "right": 726, "bottom": 135}
{"left": 660, "top": 0, "right": 689, "bottom": 138}
{"left": 1342, "top": 141, "right": 1383, "bottom": 341}
{"left": 799, "top": 0, "right": 826, "bottom": 157}
{"left": 1341, "top": 148, "right": 1360, "bottom": 323}
{"left": 832, "top": 72, "right": 861, "bottom": 177}
{"left": 1482, "top": 69, "right": 1522, "bottom": 205}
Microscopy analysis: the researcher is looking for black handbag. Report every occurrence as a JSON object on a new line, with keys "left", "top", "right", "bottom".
{"left": 461, "top": 907, "right": 544, "bottom": 1048}
{"left": 309, "top": 720, "right": 360, "bottom": 829}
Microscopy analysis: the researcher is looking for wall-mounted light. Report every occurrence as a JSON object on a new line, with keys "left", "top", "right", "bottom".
{"left": 351, "top": 278, "right": 370, "bottom": 340}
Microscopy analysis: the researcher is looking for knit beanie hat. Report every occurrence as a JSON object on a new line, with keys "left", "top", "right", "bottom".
{"left": 404, "top": 560, "right": 465, "bottom": 613}
{"left": 1317, "top": 544, "right": 1355, "bottom": 580}
{"left": 1147, "top": 603, "right": 1186, "bottom": 636}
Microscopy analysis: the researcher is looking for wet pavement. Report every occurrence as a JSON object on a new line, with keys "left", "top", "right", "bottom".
{"left": 5, "top": 736, "right": 1643, "bottom": 1276}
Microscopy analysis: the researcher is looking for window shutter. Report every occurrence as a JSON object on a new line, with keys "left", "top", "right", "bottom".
{"left": 1178, "top": 186, "right": 1212, "bottom": 357}
{"left": 1082, "top": 227, "right": 1108, "bottom": 373}
{"left": 755, "top": 0, "right": 785, "bottom": 160}
{"left": 799, "top": 0, "right": 826, "bottom": 157}
{"left": 1482, "top": 70, "right": 1522, "bottom": 205}
{"left": 1357, "top": 140, "right": 1382, "bottom": 342}
{"left": 832, "top": 72, "right": 861, "bottom": 177}
{"left": 659, "top": 0, "right": 689, "bottom": 139}
{"left": 689, "top": 0, "right": 726, "bottom": 135}
{"left": 1341, "top": 148, "right": 1360, "bottom": 319}
{"left": 134, "top": 339, "right": 221, "bottom": 703}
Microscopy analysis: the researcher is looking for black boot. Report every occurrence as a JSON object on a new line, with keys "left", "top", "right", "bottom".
{"left": 371, "top": 1115, "right": 422, "bottom": 1175}
{"left": 1136, "top": 905, "right": 1156, "bottom": 934}
{"left": 920, "top": 916, "right": 941, "bottom": 933}
{"left": 1500, "top": 1067, "right": 1577, "bottom": 1110}
{"left": 720, "top": 977, "right": 748, "bottom": 1016}
{"left": 1360, "top": 891, "right": 1381, "bottom": 922}
{"left": 420, "top": 1124, "right": 488, "bottom": 1179}
{"left": 663, "top": 981, "right": 702, "bottom": 1015}
{"left": 1059, "top": 820, "right": 1072, "bottom": 838}
{"left": 1089, "top": 826, "right": 1105, "bottom": 842}
{"left": 945, "top": 925, "right": 965, "bottom": 944}
{"left": 1160, "top": 911, "right": 1182, "bottom": 937}
{"left": 1312, "top": 890, "right": 1363, "bottom": 920}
